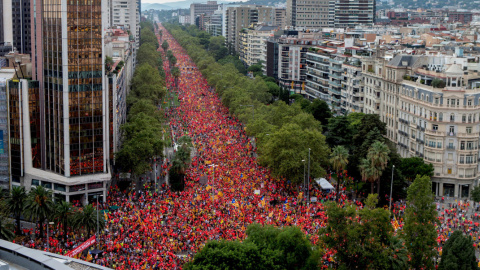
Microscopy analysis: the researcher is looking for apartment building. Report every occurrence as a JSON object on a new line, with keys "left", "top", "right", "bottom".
{"left": 333, "top": 0, "right": 375, "bottom": 28}
{"left": 341, "top": 48, "right": 366, "bottom": 114}
{"left": 286, "top": 0, "right": 331, "bottom": 28}
{"left": 205, "top": 10, "right": 223, "bottom": 36}
{"left": 275, "top": 35, "right": 322, "bottom": 94}
{"left": 360, "top": 51, "right": 480, "bottom": 198}
{"left": 110, "top": 0, "right": 140, "bottom": 49}
{"left": 190, "top": 1, "right": 220, "bottom": 25}
{"left": 104, "top": 29, "right": 135, "bottom": 157}
{"left": 239, "top": 26, "right": 277, "bottom": 66}
{"left": 225, "top": 6, "right": 278, "bottom": 52}
{"left": 305, "top": 47, "right": 333, "bottom": 102}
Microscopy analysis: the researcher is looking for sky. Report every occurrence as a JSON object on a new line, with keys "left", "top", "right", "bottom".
{"left": 142, "top": 0, "right": 246, "bottom": 4}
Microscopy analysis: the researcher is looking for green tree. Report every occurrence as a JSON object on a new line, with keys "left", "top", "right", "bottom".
{"left": 0, "top": 216, "right": 14, "bottom": 241}
{"left": 326, "top": 115, "right": 354, "bottom": 148}
{"left": 365, "top": 193, "right": 379, "bottom": 209}
{"left": 5, "top": 186, "right": 27, "bottom": 235}
{"left": 320, "top": 202, "right": 399, "bottom": 269}
{"left": 304, "top": 99, "right": 332, "bottom": 126}
{"left": 330, "top": 145, "right": 349, "bottom": 202}
{"left": 359, "top": 157, "right": 380, "bottom": 194}
{"left": 471, "top": 185, "right": 480, "bottom": 203}
{"left": 161, "top": 40, "right": 169, "bottom": 51}
{"left": 399, "top": 157, "right": 434, "bottom": 182}
{"left": 24, "top": 186, "right": 54, "bottom": 238}
{"left": 115, "top": 114, "right": 163, "bottom": 176}
{"left": 258, "top": 122, "right": 330, "bottom": 184}
{"left": 184, "top": 240, "right": 267, "bottom": 270}
{"left": 367, "top": 141, "right": 390, "bottom": 194}
{"left": 186, "top": 224, "right": 318, "bottom": 270}
{"left": 73, "top": 204, "right": 105, "bottom": 237}
{"left": 137, "top": 43, "right": 160, "bottom": 68}
{"left": 247, "top": 63, "right": 263, "bottom": 77}
{"left": 105, "top": 56, "right": 114, "bottom": 73}
{"left": 54, "top": 201, "right": 74, "bottom": 243}
{"left": 128, "top": 63, "right": 166, "bottom": 106}
{"left": 439, "top": 230, "right": 479, "bottom": 270}
{"left": 404, "top": 175, "right": 438, "bottom": 270}
{"left": 171, "top": 66, "right": 180, "bottom": 88}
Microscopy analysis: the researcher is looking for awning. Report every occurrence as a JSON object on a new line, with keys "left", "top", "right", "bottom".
{"left": 315, "top": 178, "right": 334, "bottom": 190}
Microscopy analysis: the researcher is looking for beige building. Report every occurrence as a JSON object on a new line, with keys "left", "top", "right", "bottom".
{"left": 363, "top": 53, "right": 480, "bottom": 198}
{"left": 239, "top": 26, "right": 277, "bottom": 66}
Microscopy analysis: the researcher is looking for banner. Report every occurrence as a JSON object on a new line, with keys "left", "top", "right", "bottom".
{"left": 65, "top": 235, "right": 96, "bottom": 257}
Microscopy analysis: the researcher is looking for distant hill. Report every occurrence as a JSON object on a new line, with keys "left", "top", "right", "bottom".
{"left": 142, "top": 0, "right": 241, "bottom": 11}
{"left": 377, "top": 0, "right": 480, "bottom": 9}
{"left": 229, "top": 0, "right": 285, "bottom": 6}
{"left": 142, "top": 3, "right": 174, "bottom": 10}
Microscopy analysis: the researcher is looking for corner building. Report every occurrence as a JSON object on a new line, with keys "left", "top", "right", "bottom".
{"left": 12, "top": 0, "right": 111, "bottom": 204}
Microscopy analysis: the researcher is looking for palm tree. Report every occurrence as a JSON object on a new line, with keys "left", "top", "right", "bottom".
{"left": 0, "top": 216, "right": 14, "bottom": 241}
{"left": 171, "top": 66, "right": 180, "bottom": 88}
{"left": 388, "top": 236, "right": 408, "bottom": 270}
{"left": 54, "top": 201, "right": 74, "bottom": 243}
{"left": 330, "top": 146, "right": 349, "bottom": 202}
{"left": 73, "top": 204, "right": 104, "bottom": 237}
{"left": 359, "top": 158, "right": 378, "bottom": 194}
{"left": 24, "top": 186, "right": 53, "bottom": 238}
{"left": 367, "top": 141, "right": 390, "bottom": 194}
{"left": 5, "top": 186, "right": 27, "bottom": 235}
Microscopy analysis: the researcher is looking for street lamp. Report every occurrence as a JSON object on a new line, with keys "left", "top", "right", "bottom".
{"left": 302, "top": 159, "right": 306, "bottom": 202}
{"left": 389, "top": 165, "right": 395, "bottom": 215}
{"left": 208, "top": 164, "right": 218, "bottom": 198}
{"left": 307, "top": 148, "right": 311, "bottom": 205}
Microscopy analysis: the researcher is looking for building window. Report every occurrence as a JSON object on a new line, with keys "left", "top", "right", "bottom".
{"left": 31, "top": 179, "right": 40, "bottom": 186}
{"left": 450, "top": 114, "right": 455, "bottom": 122}
{"left": 54, "top": 183, "right": 66, "bottom": 192}
{"left": 433, "top": 124, "right": 438, "bottom": 131}
{"left": 467, "top": 127, "right": 472, "bottom": 134}
{"left": 449, "top": 126, "right": 455, "bottom": 134}
{"left": 41, "top": 181, "right": 52, "bottom": 189}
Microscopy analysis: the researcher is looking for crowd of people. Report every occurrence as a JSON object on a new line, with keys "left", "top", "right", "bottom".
{"left": 89, "top": 24, "right": 340, "bottom": 269}
{"left": 13, "top": 23, "right": 480, "bottom": 269}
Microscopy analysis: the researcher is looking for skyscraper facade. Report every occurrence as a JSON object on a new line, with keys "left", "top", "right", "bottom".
{"left": 13, "top": 0, "right": 111, "bottom": 203}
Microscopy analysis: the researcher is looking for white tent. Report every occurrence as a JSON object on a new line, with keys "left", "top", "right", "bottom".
{"left": 315, "top": 178, "right": 334, "bottom": 190}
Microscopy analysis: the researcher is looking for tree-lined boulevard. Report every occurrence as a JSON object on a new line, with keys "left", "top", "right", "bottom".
{"left": 1, "top": 20, "right": 480, "bottom": 270}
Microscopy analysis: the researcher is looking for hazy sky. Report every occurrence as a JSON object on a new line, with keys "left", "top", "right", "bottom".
{"left": 142, "top": 0, "right": 246, "bottom": 4}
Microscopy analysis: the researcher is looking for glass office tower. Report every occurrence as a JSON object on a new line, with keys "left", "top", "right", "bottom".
{"left": 17, "top": 0, "right": 111, "bottom": 203}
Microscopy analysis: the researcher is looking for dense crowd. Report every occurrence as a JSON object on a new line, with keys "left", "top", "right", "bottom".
{"left": 14, "top": 23, "right": 480, "bottom": 269}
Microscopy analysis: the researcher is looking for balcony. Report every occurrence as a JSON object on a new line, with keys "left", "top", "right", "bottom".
{"left": 329, "top": 88, "right": 342, "bottom": 95}
{"left": 330, "top": 81, "right": 342, "bottom": 88}
{"left": 425, "top": 130, "right": 445, "bottom": 136}
{"left": 446, "top": 145, "right": 455, "bottom": 150}
{"left": 457, "top": 132, "right": 480, "bottom": 138}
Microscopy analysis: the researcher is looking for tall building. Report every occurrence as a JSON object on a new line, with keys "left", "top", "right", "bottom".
{"left": 239, "top": 25, "right": 277, "bottom": 66}
{"left": 16, "top": 0, "right": 112, "bottom": 203}
{"left": 1, "top": 0, "right": 31, "bottom": 54}
{"left": 286, "top": 0, "right": 331, "bottom": 28}
{"left": 334, "top": 0, "right": 375, "bottom": 28}
{"left": 205, "top": 9, "right": 223, "bottom": 36}
{"left": 286, "top": 0, "right": 375, "bottom": 29}
{"left": 225, "top": 5, "right": 278, "bottom": 53}
{"left": 190, "top": 1, "right": 220, "bottom": 25}
{"left": 110, "top": 0, "right": 139, "bottom": 49}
